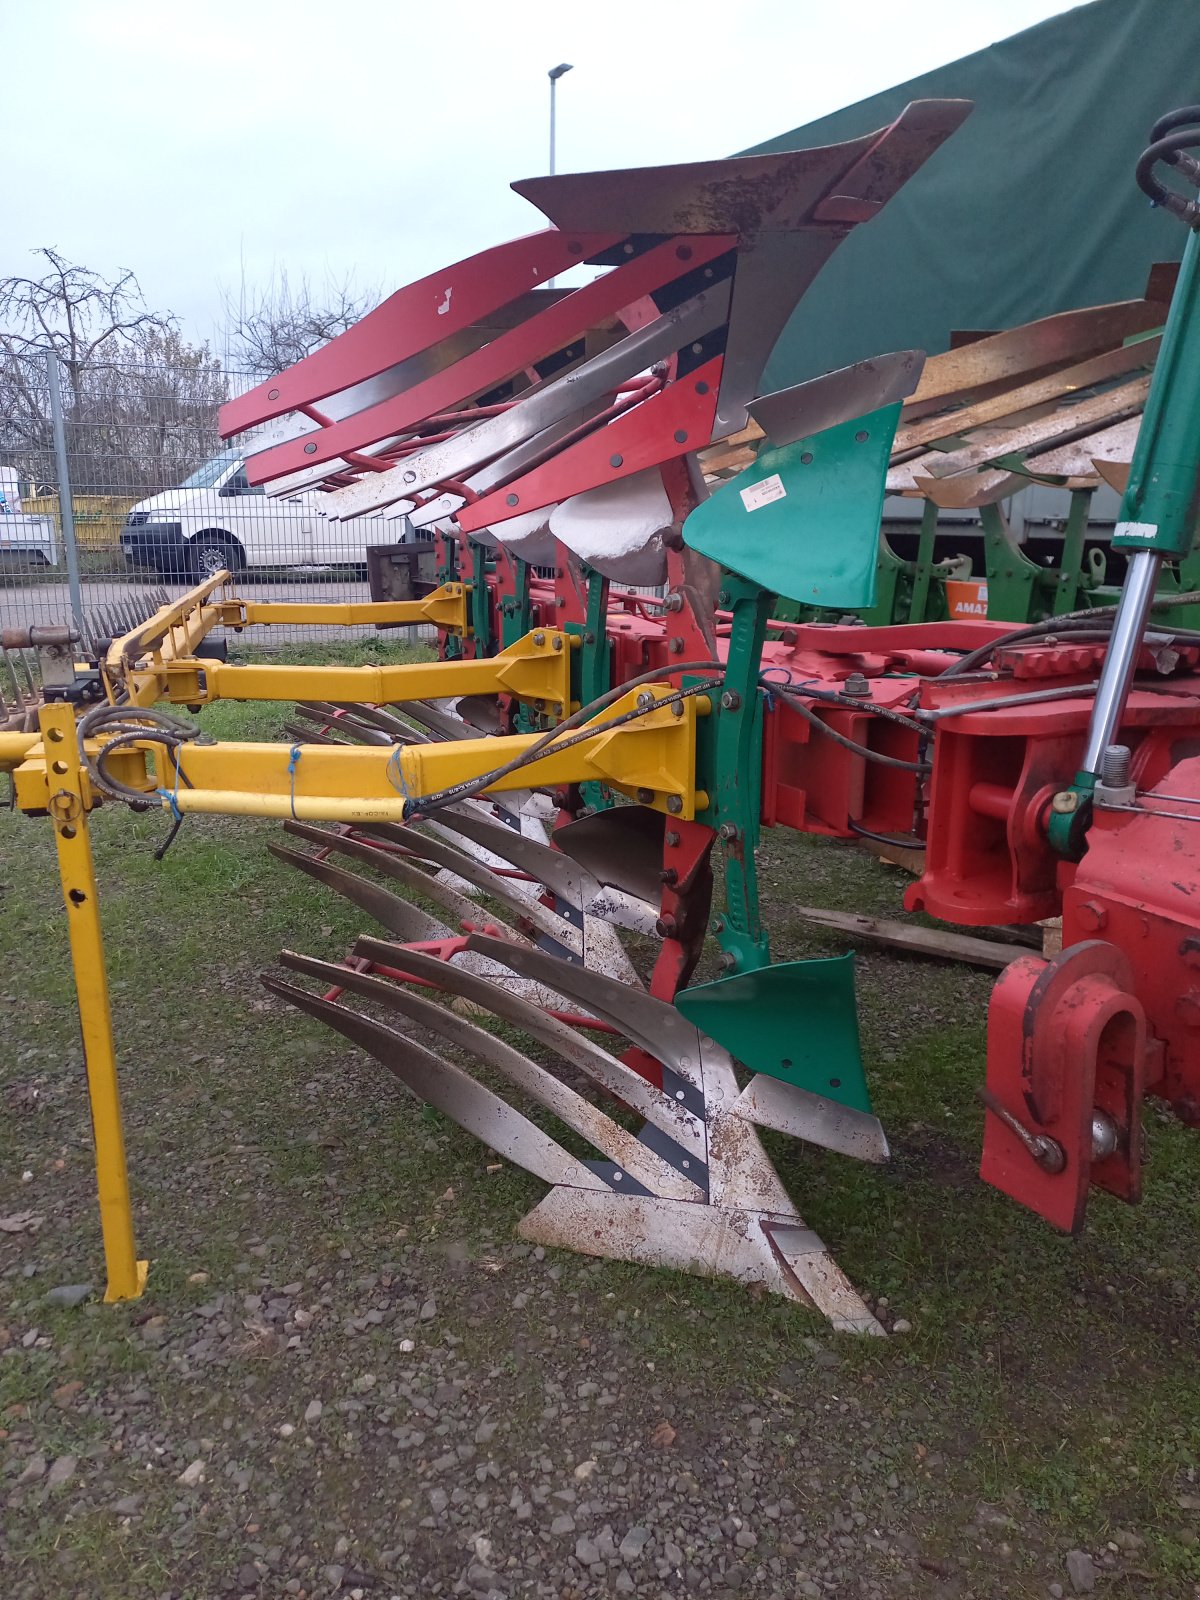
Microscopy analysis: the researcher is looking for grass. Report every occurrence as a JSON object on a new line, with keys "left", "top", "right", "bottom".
{"left": 1, "top": 653, "right": 1199, "bottom": 1595}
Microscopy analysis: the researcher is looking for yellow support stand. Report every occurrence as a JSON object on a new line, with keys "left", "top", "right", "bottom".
{"left": 38, "top": 702, "right": 147, "bottom": 1302}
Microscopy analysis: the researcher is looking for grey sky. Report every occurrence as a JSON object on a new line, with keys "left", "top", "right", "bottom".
{"left": 4, "top": 0, "right": 1085, "bottom": 356}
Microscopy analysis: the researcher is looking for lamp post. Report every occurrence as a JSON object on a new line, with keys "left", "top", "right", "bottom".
{"left": 547, "top": 62, "right": 573, "bottom": 289}
{"left": 548, "top": 62, "right": 573, "bottom": 176}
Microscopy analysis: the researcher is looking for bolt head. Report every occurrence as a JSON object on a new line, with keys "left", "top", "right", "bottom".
{"left": 533, "top": 632, "right": 546, "bottom": 646}
{"left": 720, "top": 690, "right": 740, "bottom": 711}
{"left": 655, "top": 915, "right": 678, "bottom": 938}
{"left": 666, "top": 795, "right": 684, "bottom": 814}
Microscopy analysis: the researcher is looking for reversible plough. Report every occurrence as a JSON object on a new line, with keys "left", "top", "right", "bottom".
{"left": 6, "top": 104, "right": 1200, "bottom": 1334}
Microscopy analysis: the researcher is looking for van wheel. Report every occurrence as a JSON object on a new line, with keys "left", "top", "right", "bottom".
{"left": 189, "top": 530, "right": 245, "bottom": 580}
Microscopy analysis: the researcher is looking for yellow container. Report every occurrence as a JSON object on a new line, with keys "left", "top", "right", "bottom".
{"left": 23, "top": 493, "right": 139, "bottom": 551}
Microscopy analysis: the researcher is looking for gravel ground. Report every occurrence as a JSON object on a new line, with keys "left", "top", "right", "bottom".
{"left": 2, "top": 736, "right": 1198, "bottom": 1598}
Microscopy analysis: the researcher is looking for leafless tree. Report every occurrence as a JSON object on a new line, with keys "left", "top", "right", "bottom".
{"left": 222, "top": 263, "right": 377, "bottom": 378}
{"left": 0, "top": 249, "right": 227, "bottom": 496}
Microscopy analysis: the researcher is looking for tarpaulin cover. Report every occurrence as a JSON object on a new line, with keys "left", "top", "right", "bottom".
{"left": 748, "top": 0, "right": 1197, "bottom": 390}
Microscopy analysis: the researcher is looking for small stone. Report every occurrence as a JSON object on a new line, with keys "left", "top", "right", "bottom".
{"left": 46, "top": 1455, "right": 77, "bottom": 1489}
{"left": 304, "top": 1399, "right": 323, "bottom": 1424}
{"left": 550, "top": 1513, "right": 576, "bottom": 1536}
{"left": 892, "top": 1318, "right": 913, "bottom": 1334}
{"left": 573, "top": 1459, "right": 598, "bottom": 1480}
{"left": 18, "top": 1452, "right": 46, "bottom": 1483}
{"left": 324, "top": 1564, "right": 344, "bottom": 1589}
{"left": 279, "top": 1423, "right": 295, "bottom": 1438}
{"left": 614, "top": 1570, "right": 635, "bottom": 1594}
{"left": 1066, "top": 1550, "right": 1096, "bottom": 1593}
{"left": 112, "top": 1494, "right": 143, "bottom": 1516}
{"left": 1111, "top": 1529, "right": 1144, "bottom": 1552}
{"left": 664, "top": 1541, "right": 684, "bottom": 1567}
{"left": 1049, "top": 1586, "right": 1064, "bottom": 1599}
{"left": 398, "top": 1339, "right": 415, "bottom": 1353}
{"left": 419, "top": 1298, "right": 437, "bottom": 1321}
{"left": 575, "top": 1535, "right": 600, "bottom": 1565}
{"left": 619, "top": 1525, "right": 651, "bottom": 1561}
{"left": 293, "top": 1308, "right": 313, "bottom": 1328}
{"left": 735, "top": 1527, "right": 758, "bottom": 1550}
{"left": 177, "top": 1459, "right": 206, "bottom": 1488}
{"left": 187, "top": 1271, "right": 208, "bottom": 1285}
{"left": 52, "top": 1380, "right": 83, "bottom": 1406}
{"left": 45, "top": 1283, "right": 91, "bottom": 1309}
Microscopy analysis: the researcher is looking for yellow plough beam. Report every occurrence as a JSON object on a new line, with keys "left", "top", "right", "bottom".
{"left": 101, "top": 570, "right": 569, "bottom": 711}
{"left": 5, "top": 686, "right": 709, "bottom": 823}
{"left": 103, "top": 569, "right": 472, "bottom": 706}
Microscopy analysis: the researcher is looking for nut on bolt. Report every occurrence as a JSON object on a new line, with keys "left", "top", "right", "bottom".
{"left": 655, "top": 915, "right": 678, "bottom": 938}
{"left": 720, "top": 690, "right": 741, "bottom": 711}
{"left": 718, "top": 821, "right": 739, "bottom": 842}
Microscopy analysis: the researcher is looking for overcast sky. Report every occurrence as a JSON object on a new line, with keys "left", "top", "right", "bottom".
{"left": 4, "top": 0, "right": 1085, "bottom": 358}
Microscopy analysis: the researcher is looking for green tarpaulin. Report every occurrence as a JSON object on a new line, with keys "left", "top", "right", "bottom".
{"left": 750, "top": 0, "right": 1197, "bottom": 390}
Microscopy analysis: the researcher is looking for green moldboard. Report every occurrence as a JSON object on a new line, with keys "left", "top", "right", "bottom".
{"left": 682, "top": 404, "right": 901, "bottom": 610}
{"left": 675, "top": 953, "right": 873, "bottom": 1115}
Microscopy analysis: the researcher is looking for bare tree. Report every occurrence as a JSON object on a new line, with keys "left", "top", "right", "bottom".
{"left": 222, "top": 263, "right": 377, "bottom": 378}
{"left": 0, "top": 247, "right": 173, "bottom": 405}
{"left": 0, "top": 248, "right": 226, "bottom": 496}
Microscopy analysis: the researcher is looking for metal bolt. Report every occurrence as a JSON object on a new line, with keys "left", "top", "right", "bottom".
{"left": 552, "top": 636, "right": 563, "bottom": 651}
{"left": 583, "top": 630, "right": 595, "bottom": 645}
{"left": 636, "top": 787, "right": 655, "bottom": 804}
{"left": 636, "top": 691, "right": 654, "bottom": 710}
{"left": 666, "top": 795, "right": 684, "bottom": 814}
{"left": 711, "top": 915, "right": 725, "bottom": 933}
{"left": 659, "top": 867, "right": 678, "bottom": 886}
{"left": 720, "top": 690, "right": 740, "bottom": 711}
{"left": 717, "top": 590, "right": 730, "bottom": 607}
{"left": 664, "top": 593, "right": 684, "bottom": 612}
{"left": 1090, "top": 1110, "right": 1119, "bottom": 1162}
{"left": 671, "top": 701, "right": 684, "bottom": 718}
{"left": 533, "top": 632, "right": 545, "bottom": 646}
{"left": 668, "top": 636, "right": 684, "bottom": 653}
{"left": 842, "top": 671, "right": 871, "bottom": 697}
{"left": 1050, "top": 790, "right": 1079, "bottom": 815}
{"left": 1100, "top": 744, "right": 1131, "bottom": 788}
{"left": 665, "top": 831, "right": 680, "bottom": 847}
{"left": 717, "top": 822, "right": 739, "bottom": 842}
{"left": 718, "top": 951, "right": 738, "bottom": 971}
{"left": 655, "top": 915, "right": 678, "bottom": 938}
{"left": 556, "top": 596, "right": 566, "bottom": 608}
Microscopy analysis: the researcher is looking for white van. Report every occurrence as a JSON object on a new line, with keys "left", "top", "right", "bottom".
{"left": 120, "top": 452, "right": 403, "bottom": 579}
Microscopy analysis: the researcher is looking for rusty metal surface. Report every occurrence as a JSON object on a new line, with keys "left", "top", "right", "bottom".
{"left": 511, "top": 100, "right": 969, "bottom": 236}
{"left": 517, "top": 1188, "right": 882, "bottom": 1335}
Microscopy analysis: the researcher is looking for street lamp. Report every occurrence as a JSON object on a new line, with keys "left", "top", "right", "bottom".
{"left": 547, "top": 64, "right": 574, "bottom": 289}
{"left": 548, "top": 62, "right": 573, "bottom": 176}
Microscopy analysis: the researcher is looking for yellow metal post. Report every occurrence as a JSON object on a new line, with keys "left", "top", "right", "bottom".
{"left": 37, "top": 702, "right": 147, "bottom": 1302}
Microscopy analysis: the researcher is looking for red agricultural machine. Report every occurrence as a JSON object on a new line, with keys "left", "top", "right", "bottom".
{"left": 6, "top": 101, "right": 1200, "bottom": 1332}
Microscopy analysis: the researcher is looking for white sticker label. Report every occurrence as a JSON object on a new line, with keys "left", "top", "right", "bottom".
{"left": 1115, "top": 520, "right": 1158, "bottom": 541}
{"left": 740, "top": 473, "right": 787, "bottom": 513}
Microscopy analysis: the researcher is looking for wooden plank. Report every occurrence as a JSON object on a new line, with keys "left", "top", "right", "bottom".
{"left": 892, "top": 336, "right": 1159, "bottom": 458}
{"left": 794, "top": 903, "right": 1024, "bottom": 971}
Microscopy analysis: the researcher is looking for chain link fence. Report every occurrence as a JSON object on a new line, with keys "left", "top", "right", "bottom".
{"left": 0, "top": 352, "right": 415, "bottom": 650}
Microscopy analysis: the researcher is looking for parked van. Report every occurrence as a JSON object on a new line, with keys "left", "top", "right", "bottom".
{"left": 120, "top": 452, "right": 404, "bottom": 578}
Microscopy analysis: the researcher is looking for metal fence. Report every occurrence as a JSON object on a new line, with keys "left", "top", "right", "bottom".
{"left": 0, "top": 352, "right": 409, "bottom": 649}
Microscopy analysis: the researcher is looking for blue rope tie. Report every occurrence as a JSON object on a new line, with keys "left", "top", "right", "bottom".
{"left": 287, "top": 744, "right": 302, "bottom": 819}
{"left": 155, "top": 748, "right": 186, "bottom": 822}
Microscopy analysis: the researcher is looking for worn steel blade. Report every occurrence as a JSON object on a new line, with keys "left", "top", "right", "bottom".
{"left": 262, "top": 974, "right": 606, "bottom": 1192}
{"left": 551, "top": 805, "right": 666, "bottom": 907}
{"left": 732, "top": 1075, "right": 889, "bottom": 1165}
{"left": 267, "top": 842, "right": 450, "bottom": 941}
{"left": 279, "top": 952, "right": 698, "bottom": 1199}
{"left": 285, "top": 820, "right": 582, "bottom": 956}
{"left": 353, "top": 936, "right": 705, "bottom": 1159}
